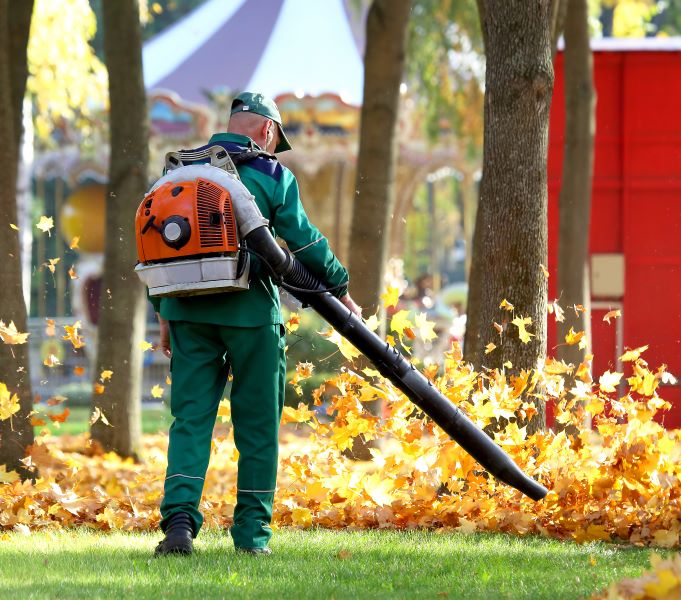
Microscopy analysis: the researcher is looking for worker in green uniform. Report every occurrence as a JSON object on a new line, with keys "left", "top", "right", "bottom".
{"left": 151, "top": 92, "right": 360, "bottom": 557}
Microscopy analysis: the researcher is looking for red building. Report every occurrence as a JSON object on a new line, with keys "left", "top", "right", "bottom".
{"left": 548, "top": 38, "right": 681, "bottom": 429}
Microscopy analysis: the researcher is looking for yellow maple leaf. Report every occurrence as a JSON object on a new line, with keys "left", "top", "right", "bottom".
{"left": 499, "top": 299, "right": 514, "bottom": 311}
{"left": 565, "top": 327, "right": 585, "bottom": 346}
{"left": 0, "top": 465, "right": 19, "bottom": 484}
{"left": 36, "top": 215, "right": 54, "bottom": 236}
{"left": 485, "top": 343, "right": 497, "bottom": 354}
{"left": 42, "top": 257, "right": 60, "bottom": 273}
{"left": 281, "top": 402, "right": 314, "bottom": 424}
{"left": 291, "top": 507, "right": 313, "bottom": 528}
{"left": 139, "top": 340, "right": 153, "bottom": 352}
{"left": 0, "top": 382, "right": 20, "bottom": 421}
{"left": 390, "top": 310, "right": 413, "bottom": 344}
{"left": 511, "top": 316, "right": 534, "bottom": 344}
{"left": 0, "top": 320, "right": 30, "bottom": 345}
{"left": 99, "top": 370, "right": 113, "bottom": 382}
{"left": 323, "top": 328, "right": 361, "bottom": 361}
{"left": 620, "top": 345, "right": 648, "bottom": 362}
{"left": 151, "top": 384, "right": 164, "bottom": 399}
{"left": 363, "top": 473, "right": 395, "bottom": 507}
{"left": 364, "top": 314, "right": 379, "bottom": 332}
{"left": 380, "top": 285, "right": 400, "bottom": 309}
{"left": 599, "top": 370, "right": 623, "bottom": 393}
{"left": 285, "top": 312, "right": 300, "bottom": 333}
{"left": 414, "top": 312, "right": 437, "bottom": 343}
{"left": 69, "top": 236, "right": 80, "bottom": 249}
{"left": 62, "top": 321, "right": 85, "bottom": 349}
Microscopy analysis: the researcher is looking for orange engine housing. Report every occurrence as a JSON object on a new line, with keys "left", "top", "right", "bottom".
{"left": 135, "top": 178, "right": 239, "bottom": 263}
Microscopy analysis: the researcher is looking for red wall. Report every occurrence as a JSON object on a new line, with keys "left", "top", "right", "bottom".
{"left": 548, "top": 47, "right": 681, "bottom": 429}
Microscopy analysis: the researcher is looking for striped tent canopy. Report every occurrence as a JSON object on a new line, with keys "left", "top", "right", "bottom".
{"left": 143, "top": 0, "right": 366, "bottom": 107}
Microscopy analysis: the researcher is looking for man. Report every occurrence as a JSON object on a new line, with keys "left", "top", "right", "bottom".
{"left": 151, "top": 92, "right": 361, "bottom": 556}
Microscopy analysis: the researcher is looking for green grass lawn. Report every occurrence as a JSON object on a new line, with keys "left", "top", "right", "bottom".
{"left": 35, "top": 406, "right": 173, "bottom": 436}
{"left": 0, "top": 528, "right": 662, "bottom": 599}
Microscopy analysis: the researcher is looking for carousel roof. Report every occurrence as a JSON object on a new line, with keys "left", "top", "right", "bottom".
{"left": 143, "top": 0, "right": 366, "bottom": 106}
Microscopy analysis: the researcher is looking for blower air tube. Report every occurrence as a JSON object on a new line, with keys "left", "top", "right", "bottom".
{"left": 246, "top": 227, "right": 548, "bottom": 502}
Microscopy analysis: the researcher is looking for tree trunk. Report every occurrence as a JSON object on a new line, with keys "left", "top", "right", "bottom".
{"left": 556, "top": 0, "right": 595, "bottom": 375}
{"left": 464, "top": 0, "right": 554, "bottom": 433}
{"left": 348, "top": 0, "right": 413, "bottom": 317}
{"left": 0, "top": 0, "right": 34, "bottom": 478}
{"left": 90, "top": 0, "right": 149, "bottom": 458}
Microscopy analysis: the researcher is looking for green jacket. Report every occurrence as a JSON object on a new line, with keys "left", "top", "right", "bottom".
{"left": 147, "top": 133, "right": 348, "bottom": 327}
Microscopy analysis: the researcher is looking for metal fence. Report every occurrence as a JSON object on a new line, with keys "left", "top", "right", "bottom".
{"left": 27, "top": 317, "right": 169, "bottom": 405}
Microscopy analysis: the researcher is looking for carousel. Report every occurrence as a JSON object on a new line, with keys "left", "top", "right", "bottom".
{"left": 30, "top": 0, "right": 478, "bottom": 328}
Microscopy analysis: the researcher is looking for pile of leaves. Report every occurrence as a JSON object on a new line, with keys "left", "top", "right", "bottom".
{"left": 1, "top": 307, "right": 679, "bottom": 552}
{"left": 590, "top": 553, "right": 681, "bottom": 599}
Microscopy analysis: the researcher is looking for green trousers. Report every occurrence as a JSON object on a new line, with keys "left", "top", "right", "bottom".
{"left": 159, "top": 320, "right": 286, "bottom": 549}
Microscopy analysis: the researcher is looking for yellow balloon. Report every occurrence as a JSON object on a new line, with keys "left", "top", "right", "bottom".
{"left": 60, "top": 184, "right": 106, "bottom": 253}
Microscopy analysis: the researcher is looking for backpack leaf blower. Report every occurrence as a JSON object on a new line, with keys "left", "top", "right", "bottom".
{"left": 135, "top": 153, "right": 548, "bottom": 502}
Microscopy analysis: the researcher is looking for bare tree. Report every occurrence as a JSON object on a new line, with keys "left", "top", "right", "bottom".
{"left": 347, "top": 0, "right": 413, "bottom": 318}
{"left": 464, "top": 0, "right": 555, "bottom": 433}
{"left": 0, "top": 0, "right": 35, "bottom": 478}
{"left": 90, "top": 0, "right": 149, "bottom": 458}
{"left": 556, "top": 0, "right": 595, "bottom": 375}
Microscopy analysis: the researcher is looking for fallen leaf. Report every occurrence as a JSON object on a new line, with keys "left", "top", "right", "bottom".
{"left": 0, "top": 382, "right": 20, "bottom": 421}
{"left": 511, "top": 316, "right": 534, "bottom": 344}
{"left": 0, "top": 320, "right": 30, "bottom": 345}
{"left": 68, "top": 266, "right": 78, "bottom": 280}
{"left": 139, "top": 340, "right": 153, "bottom": 352}
{"left": 485, "top": 343, "right": 497, "bottom": 354}
{"left": 620, "top": 345, "right": 648, "bottom": 362}
{"left": 380, "top": 285, "right": 400, "bottom": 309}
{"left": 48, "top": 408, "right": 70, "bottom": 423}
{"left": 499, "top": 299, "right": 514, "bottom": 311}
{"left": 99, "top": 370, "right": 113, "bottom": 382}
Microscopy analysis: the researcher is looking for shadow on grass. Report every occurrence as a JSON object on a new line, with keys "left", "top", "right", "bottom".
{"left": 0, "top": 530, "right": 660, "bottom": 600}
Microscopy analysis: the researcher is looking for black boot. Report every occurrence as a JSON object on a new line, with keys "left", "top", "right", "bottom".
{"left": 154, "top": 512, "right": 194, "bottom": 556}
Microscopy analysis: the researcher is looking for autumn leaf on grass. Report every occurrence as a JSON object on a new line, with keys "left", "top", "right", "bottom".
{"left": 620, "top": 345, "right": 648, "bottom": 362}
{"left": 36, "top": 215, "right": 54, "bottom": 236}
{"left": 99, "top": 370, "right": 113, "bottom": 382}
{"left": 414, "top": 312, "right": 437, "bottom": 343}
{"left": 281, "top": 402, "right": 314, "bottom": 424}
{"left": 285, "top": 312, "right": 300, "bottom": 333}
{"left": 485, "top": 343, "right": 497, "bottom": 354}
{"left": 0, "top": 320, "right": 29, "bottom": 345}
{"left": 390, "top": 310, "right": 414, "bottom": 345}
{"left": 363, "top": 473, "right": 395, "bottom": 507}
{"left": 322, "top": 328, "right": 360, "bottom": 361}
{"left": 380, "top": 285, "right": 400, "bottom": 309}
{"left": 599, "top": 371, "right": 623, "bottom": 393}
{"left": 48, "top": 408, "right": 70, "bottom": 423}
{"left": 62, "top": 321, "right": 85, "bottom": 349}
{"left": 0, "top": 382, "right": 20, "bottom": 421}
{"left": 499, "top": 299, "right": 514, "bottom": 311}
{"left": 69, "top": 236, "right": 80, "bottom": 249}
{"left": 0, "top": 465, "right": 19, "bottom": 484}
{"left": 511, "top": 316, "right": 534, "bottom": 344}
{"left": 90, "top": 406, "right": 111, "bottom": 427}
{"left": 151, "top": 384, "right": 164, "bottom": 399}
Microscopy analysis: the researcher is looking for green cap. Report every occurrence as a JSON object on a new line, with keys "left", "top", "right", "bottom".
{"left": 230, "top": 92, "right": 292, "bottom": 153}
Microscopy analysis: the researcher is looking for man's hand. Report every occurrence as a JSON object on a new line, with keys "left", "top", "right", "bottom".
{"left": 157, "top": 314, "right": 172, "bottom": 358}
{"left": 339, "top": 294, "right": 362, "bottom": 318}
